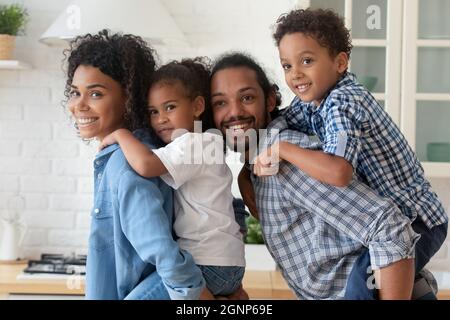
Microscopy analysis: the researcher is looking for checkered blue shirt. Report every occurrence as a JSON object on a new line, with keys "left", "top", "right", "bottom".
{"left": 250, "top": 117, "right": 420, "bottom": 300}
{"left": 284, "top": 72, "right": 448, "bottom": 229}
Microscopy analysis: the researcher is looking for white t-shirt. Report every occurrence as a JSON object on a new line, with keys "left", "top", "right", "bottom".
{"left": 152, "top": 132, "right": 245, "bottom": 267}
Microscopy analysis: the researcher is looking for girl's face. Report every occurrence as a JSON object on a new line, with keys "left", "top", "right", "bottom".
{"left": 68, "top": 65, "right": 127, "bottom": 141}
{"left": 147, "top": 81, "right": 205, "bottom": 144}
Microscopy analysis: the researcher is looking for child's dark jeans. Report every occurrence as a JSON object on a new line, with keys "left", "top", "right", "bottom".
{"left": 344, "top": 218, "right": 448, "bottom": 300}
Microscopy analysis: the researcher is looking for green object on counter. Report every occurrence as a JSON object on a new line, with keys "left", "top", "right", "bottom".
{"left": 427, "top": 143, "right": 450, "bottom": 162}
{"left": 245, "top": 216, "right": 264, "bottom": 244}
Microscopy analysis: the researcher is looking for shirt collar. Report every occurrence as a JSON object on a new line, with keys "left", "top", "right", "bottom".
{"left": 293, "top": 71, "right": 356, "bottom": 115}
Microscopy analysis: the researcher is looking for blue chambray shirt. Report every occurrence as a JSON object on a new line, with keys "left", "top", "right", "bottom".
{"left": 285, "top": 72, "right": 448, "bottom": 230}
{"left": 86, "top": 129, "right": 205, "bottom": 300}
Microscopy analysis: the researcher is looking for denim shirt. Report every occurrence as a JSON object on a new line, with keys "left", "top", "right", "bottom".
{"left": 86, "top": 130, "right": 205, "bottom": 300}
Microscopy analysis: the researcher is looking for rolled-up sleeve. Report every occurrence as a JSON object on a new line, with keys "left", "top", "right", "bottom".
{"left": 278, "top": 162, "right": 419, "bottom": 269}
{"left": 322, "top": 95, "right": 366, "bottom": 169}
{"left": 118, "top": 171, "right": 205, "bottom": 299}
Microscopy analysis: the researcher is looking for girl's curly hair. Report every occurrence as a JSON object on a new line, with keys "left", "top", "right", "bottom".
{"left": 63, "top": 29, "right": 157, "bottom": 132}
{"left": 151, "top": 57, "right": 214, "bottom": 131}
{"left": 273, "top": 8, "right": 352, "bottom": 59}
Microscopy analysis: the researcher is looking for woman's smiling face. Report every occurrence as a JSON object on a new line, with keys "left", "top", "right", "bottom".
{"left": 68, "top": 65, "right": 127, "bottom": 141}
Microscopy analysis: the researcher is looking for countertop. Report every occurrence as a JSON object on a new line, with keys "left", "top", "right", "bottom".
{"left": 2, "top": 262, "right": 449, "bottom": 300}
{"left": 0, "top": 262, "right": 294, "bottom": 299}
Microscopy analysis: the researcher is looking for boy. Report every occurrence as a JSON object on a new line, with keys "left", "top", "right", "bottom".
{"left": 254, "top": 8, "right": 447, "bottom": 299}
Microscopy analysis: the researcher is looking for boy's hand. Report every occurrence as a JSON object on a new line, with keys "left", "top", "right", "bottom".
{"left": 253, "top": 143, "right": 280, "bottom": 177}
{"left": 98, "top": 131, "right": 118, "bottom": 151}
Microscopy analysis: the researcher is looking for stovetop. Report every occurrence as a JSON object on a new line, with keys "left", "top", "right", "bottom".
{"left": 23, "top": 253, "right": 86, "bottom": 275}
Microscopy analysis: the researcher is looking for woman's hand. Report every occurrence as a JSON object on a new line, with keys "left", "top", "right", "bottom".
{"left": 216, "top": 285, "right": 250, "bottom": 300}
{"left": 199, "top": 287, "right": 215, "bottom": 300}
{"left": 253, "top": 143, "right": 280, "bottom": 177}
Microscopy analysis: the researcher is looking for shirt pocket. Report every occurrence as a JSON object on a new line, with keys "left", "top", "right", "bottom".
{"left": 89, "top": 196, "right": 114, "bottom": 251}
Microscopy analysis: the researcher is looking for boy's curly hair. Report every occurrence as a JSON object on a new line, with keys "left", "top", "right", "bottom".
{"left": 273, "top": 8, "right": 352, "bottom": 58}
{"left": 63, "top": 29, "right": 157, "bottom": 132}
{"left": 151, "top": 57, "right": 214, "bottom": 130}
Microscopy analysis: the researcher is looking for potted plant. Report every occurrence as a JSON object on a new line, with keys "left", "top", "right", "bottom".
{"left": 244, "top": 215, "right": 276, "bottom": 270}
{"left": 0, "top": 4, "right": 28, "bottom": 60}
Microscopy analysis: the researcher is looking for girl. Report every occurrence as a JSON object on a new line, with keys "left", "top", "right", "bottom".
{"left": 100, "top": 57, "right": 246, "bottom": 298}
{"left": 64, "top": 30, "right": 205, "bottom": 300}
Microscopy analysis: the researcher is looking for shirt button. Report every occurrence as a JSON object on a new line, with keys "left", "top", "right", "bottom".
{"left": 94, "top": 208, "right": 100, "bottom": 214}
{"left": 97, "top": 173, "right": 102, "bottom": 179}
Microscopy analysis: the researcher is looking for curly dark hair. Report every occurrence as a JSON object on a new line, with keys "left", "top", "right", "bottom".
{"left": 63, "top": 29, "right": 157, "bottom": 132}
{"left": 273, "top": 8, "right": 352, "bottom": 58}
{"left": 211, "top": 52, "right": 282, "bottom": 119}
{"left": 151, "top": 57, "right": 214, "bottom": 131}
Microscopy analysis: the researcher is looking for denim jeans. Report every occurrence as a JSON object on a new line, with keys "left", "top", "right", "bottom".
{"left": 344, "top": 219, "right": 448, "bottom": 300}
{"left": 124, "top": 271, "right": 170, "bottom": 300}
{"left": 198, "top": 265, "right": 245, "bottom": 296}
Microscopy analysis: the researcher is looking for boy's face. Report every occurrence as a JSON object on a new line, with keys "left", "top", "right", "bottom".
{"left": 278, "top": 32, "right": 348, "bottom": 106}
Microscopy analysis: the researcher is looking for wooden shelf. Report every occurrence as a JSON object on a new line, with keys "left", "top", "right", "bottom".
{"left": 0, "top": 60, "right": 32, "bottom": 70}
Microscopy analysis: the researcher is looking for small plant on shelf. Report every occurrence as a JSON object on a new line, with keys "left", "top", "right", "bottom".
{"left": 0, "top": 4, "right": 29, "bottom": 60}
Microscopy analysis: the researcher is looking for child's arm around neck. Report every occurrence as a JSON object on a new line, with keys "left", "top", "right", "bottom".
{"left": 255, "top": 141, "right": 353, "bottom": 187}
{"left": 105, "top": 128, "right": 168, "bottom": 178}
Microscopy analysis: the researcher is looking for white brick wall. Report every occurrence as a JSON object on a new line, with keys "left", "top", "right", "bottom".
{"left": 0, "top": 0, "right": 448, "bottom": 278}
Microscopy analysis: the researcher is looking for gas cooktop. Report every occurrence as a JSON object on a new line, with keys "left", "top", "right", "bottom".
{"left": 23, "top": 253, "right": 86, "bottom": 275}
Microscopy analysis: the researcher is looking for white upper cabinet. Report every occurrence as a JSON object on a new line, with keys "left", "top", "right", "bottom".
{"left": 299, "top": 0, "right": 450, "bottom": 177}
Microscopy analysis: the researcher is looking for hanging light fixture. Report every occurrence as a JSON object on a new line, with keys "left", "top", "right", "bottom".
{"left": 39, "top": 0, "right": 188, "bottom": 47}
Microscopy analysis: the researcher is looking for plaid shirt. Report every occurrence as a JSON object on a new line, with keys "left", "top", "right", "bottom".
{"left": 251, "top": 117, "right": 419, "bottom": 299}
{"left": 284, "top": 72, "right": 448, "bottom": 229}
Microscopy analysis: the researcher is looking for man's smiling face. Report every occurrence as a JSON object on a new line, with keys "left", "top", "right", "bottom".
{"left": 211, "top": 66, "right": 272, "bottom": 152}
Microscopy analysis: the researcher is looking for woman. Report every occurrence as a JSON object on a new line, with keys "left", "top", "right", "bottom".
{"left": 64, "top": 30, "right": 205, "bottom": 300}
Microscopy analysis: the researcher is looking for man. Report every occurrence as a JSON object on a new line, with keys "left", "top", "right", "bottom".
{"left": 209, "top": 52, "right": 423, "bottom": 300}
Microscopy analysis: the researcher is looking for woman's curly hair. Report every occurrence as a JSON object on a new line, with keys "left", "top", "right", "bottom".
{"left": 63, "top": 29, "right": 157, "bottom": 132}
{"left": 151, "top": 57, "right": 214, "bottom": 131}
{"left": 273, "top": 8, "right": 352, "bottom": 58}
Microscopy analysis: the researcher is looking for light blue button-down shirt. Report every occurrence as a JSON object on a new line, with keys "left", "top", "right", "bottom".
{"left": 86, "top": 130, "right": 205, "bottom": 300}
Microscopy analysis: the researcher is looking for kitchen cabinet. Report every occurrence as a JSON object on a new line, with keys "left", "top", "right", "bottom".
{"left": 402, "top": 0, "right": 450, "bottom": 177}
{"left": 298, "top": 0, "right": 450, "bottom": 177}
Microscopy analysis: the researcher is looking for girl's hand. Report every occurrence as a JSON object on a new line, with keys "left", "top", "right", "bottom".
{"left": 253, "top": 143, "right": 280, "bottom": 177}
{"left": 98, "top": 132, "right": 118, "bottom": 151}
